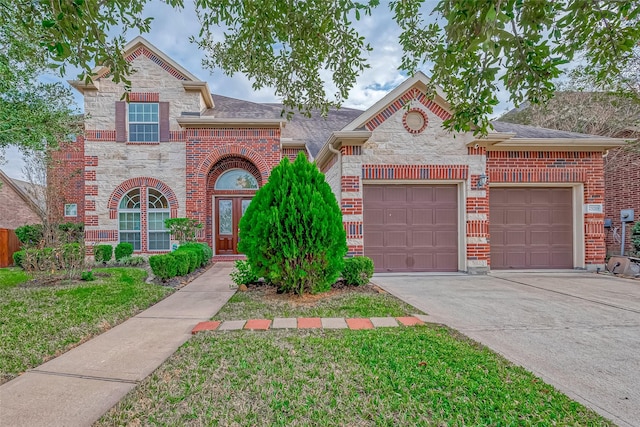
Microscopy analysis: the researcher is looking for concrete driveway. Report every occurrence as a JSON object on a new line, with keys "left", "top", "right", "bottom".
{"left": 372, "top": 272, "right": 640, "bottom": 427}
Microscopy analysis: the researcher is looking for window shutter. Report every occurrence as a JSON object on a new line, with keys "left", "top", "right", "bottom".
{"left": 159, "top": 102, "right": 170, "bottom": 142}
{"left": 115, "top": 101, "right": 126, "bottom": 142}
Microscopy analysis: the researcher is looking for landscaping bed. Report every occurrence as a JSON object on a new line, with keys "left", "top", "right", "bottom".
{"left": 97, "top": 284, "right": 612, "bottom": 426}
{"left": 0, "top": 267, "right": 173, "bottom": 384}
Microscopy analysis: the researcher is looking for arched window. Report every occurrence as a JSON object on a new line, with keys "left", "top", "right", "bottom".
{"left": 147, "top": 188, "right": 170, "bottom": 251}
{"left": 118, "top": 187, "right": 171, "bottom": 251}
{"left": 214, "top": 169, "right": 259, "bottom": 190}
{"left": 119, "top": 189, "right": 141, "bottom": 250}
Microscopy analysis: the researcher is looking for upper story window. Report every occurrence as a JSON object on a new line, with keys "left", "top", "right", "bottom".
{"left": 129, "top": 103, "right": 159, "bottom": 142}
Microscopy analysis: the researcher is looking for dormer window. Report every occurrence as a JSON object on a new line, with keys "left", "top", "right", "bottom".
{"left": 129, "top": 103, "right": 159, "bottom": 142}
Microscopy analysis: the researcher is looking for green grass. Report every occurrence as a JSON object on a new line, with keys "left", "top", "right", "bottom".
{"left": 0, "top": 268, "right": 172, "bottom": 383}
{"left": 98, "top": 327, "right": 611, "bottom": 426}
{"left": 0, "top": 267, "right": 29, "bottom": 289}
{"left": 215, "top": 285, "right": 422, "bottom": 320}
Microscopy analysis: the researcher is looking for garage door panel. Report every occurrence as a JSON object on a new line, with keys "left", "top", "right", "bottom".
{"left": 490, "top": 187, "right": 573, "bottom": 269}
{"left": 411, "top": 209, "right": 434, "bottom": 225}
{"left": 384, "top": 187, "right": 407, "bottom": 202}
{"left": 364, "top": 184, "right": 458, "bottom": 272}
{"left": 412, "top": 231, "right": 434, "bottom": 247}
{"left": 385, "top": 231, "right": 408, "bottom": 247}
{"left": 386, "top": 209, "right": 407, "bottom": 225}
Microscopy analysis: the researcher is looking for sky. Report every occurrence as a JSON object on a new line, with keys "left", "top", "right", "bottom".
{"left": 2, "top": 0, "right": 516, "bottom": 180}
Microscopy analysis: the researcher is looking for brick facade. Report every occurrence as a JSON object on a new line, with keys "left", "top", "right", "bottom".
{"left": 0, "top": 176, "right": 41, "bottom": 229}
{"left": 604, "top": 148, "right": 640, "bottom": 255}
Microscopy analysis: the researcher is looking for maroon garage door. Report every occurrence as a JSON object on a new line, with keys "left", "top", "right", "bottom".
{"left": 363, "top": 185, "right": 458, "bottom": 272}
{"left": 490, "top": 187, "right": 573, "bottom": 269}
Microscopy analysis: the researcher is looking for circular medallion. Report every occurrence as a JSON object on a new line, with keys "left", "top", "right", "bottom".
{"left": 403, "top": 108, "right": 428, "bottom": 134}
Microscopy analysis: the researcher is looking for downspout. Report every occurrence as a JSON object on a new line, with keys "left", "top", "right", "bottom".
{"left": 327, "top": 141, "right": 342, "bottom": 204}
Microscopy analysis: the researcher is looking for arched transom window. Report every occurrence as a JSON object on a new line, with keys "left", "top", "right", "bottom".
{"left": 214, "top": 169, "right": 259, "bottom": 190}
{"left": 118, "top": 188, "right": 171, "bottom": 251}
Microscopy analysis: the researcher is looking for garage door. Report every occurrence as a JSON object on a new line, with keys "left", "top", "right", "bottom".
{"left": 490, "top": 187, "right": 573, "bottom": 269}
{"left": 363, "top": 185, "right": 458, "bottom": 272}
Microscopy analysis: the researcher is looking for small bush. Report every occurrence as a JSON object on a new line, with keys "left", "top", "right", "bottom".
{"left": 15, "top": 224, "right": 44, "bottom": 246}
{"left": 94, "top": 245, "right": 113, "bottom": 263}
{"left": 632, "top": 221, "right": 640, "bottom": 256}
{"left": 182, "top": 250, "right": 198, "bottom": 273}
{"left": 115, "top": 242, "right": 134, "bottom": 261}
{"left": 164, "top": 218, "right": 203, "bottom": 243}
{"left": 118, "top": 256, "right": 146, "bottom": 266}
{"left": 149, "top": 254, "right": 178, "bottom": 280}
{"left": 60, "top": 243, "right": 84, "bottom": 270}
{"left": 342, "top": 256, "right": 375, "bottom": 286}
{"left": 58, "top": 222, "right": 84, "bottom": 243}
{"left": 12, "top": 250, "right": 24, "bottom": 268}
{"left": 230, "top": 260, "right": 259, "bottom": 286}
{"left": 173, "top": 251, "right": 190, "bottom": 276}
{"left": 81, "top": 270, "right": 95, "bottom": 281}
{"left": 178, "top": 243, "right": 212, "bottom": 267}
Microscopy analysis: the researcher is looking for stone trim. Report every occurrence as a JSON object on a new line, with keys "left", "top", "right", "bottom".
{"left": 362, "top": 164, "right": 469, "bottom": 180}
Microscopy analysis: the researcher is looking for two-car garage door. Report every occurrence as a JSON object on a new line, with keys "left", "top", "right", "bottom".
{"left": 363, "top": 185, "right": 458, "bottom": 272}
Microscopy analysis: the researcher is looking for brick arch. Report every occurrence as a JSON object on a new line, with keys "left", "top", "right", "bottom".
{"left": 207, "top": 157, "right": 263, "bottom": 189}
{"left": 196, "top": 146, "right": 270, "bottom": 181}
{"left": 107, "top": 177, "right": 179, "bottom": 214}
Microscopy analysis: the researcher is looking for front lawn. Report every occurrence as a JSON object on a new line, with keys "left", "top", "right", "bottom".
{"left": 0, "top": 267, "right": 29, "bottom": 290}
{"left": 98, "top": 285, "right": 611, "bottom": 426}
{"left": 0, "top": 268, "right": 172, "bottom": 384}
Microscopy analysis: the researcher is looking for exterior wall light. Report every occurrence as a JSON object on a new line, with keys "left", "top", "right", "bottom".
{"left": 477, "top": 174, "right": 488, "bottom": 189}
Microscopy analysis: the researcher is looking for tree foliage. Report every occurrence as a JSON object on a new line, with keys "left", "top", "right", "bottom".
{"left": 3, "top": 0, "right": 640, "bottom": 134}
{"left": 238, "top": 153, "right": 347, "bottom": 295}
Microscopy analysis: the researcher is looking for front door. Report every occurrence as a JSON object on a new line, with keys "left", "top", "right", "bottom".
{"left": 215, "top": 197, "right": 252, "bottom": 255}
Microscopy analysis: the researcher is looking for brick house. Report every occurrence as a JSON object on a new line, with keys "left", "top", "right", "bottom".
{"left": 0, "top": 169, "right": 43, "bottom": 229}
{"left": 61, "top": 36, "right": 624, "bottom": 273}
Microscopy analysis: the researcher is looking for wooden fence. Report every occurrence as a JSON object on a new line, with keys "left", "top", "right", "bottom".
{"left": 0, "top": 229, "right": 21, "bottom": 268}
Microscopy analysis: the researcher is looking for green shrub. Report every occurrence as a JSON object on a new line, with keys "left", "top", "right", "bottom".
{"left": 115, "top": 242, "right": 134, "bottom": 260}
{"left": 230, "top": 260, "right": 259, "bottom": 286}
{"left": 149, "top": 254, "right": 178, "bottom": 280}
{"left": 94, "top": 245, "right": 113, "bottom": 263}
{"left": 58, "top": 222, "right": 84, "bottom": 243}
{"left": 632, "top": 221, "right": 640, "bottom": 256}
{"left": 238, "top": 153, "right": 347, "bottom": 295}
{"left": 164, "top": 218, "right": 203, "bottom": 243}
{"left": 178, "top": 243, "right": 211, "bottom": 267}
{"left": 12, "top": 250, "right": 24, "bottom": 268}
{"left": 182, "top": 250, "right": 198, "bottom": 273}
{"left": 81, "top": 270, "right": 95, "bottom": 281}
{"left": 198, "top": 243, "right": 213, "bottom": 264}
{"left": 342, "top": 256, "right": 375, "bottom": 286}
{"left": 118, "top": 256, "right": 146, "bottom": 266}
{"left": 15, "top": 224, "right": 44, "bottom": 246}
{"left": 173, "top": 251, "right": 190, "bottom": 276}
{"left": 60, "top": 243, "right": 84, "bottom": 270}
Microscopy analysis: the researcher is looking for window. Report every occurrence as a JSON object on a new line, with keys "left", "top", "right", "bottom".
{"left": 64, "top": 203, "right": 77, "bottom": 217}
{"left": 129, "top": 103, "right": 159, "bottom": 142}
{"left": 147, "top": 189, "right": 170, "bottom": 251}
{"left": 119, "top": 189, "right": 141, "bottom": 251}
{"left": 214, "top": 169, "right": 259, "bottom": 190}
{"left": 118, "top": 187, "right": 171, "bottom": 252}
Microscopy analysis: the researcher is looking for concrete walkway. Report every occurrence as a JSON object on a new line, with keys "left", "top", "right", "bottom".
{"left": 372, "top": 271, "right": 640, "bottom": 427}
{"left": 0, "top": 262, "right": 236, "bottom": 427}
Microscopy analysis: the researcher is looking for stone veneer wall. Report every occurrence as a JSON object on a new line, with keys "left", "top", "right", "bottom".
{"left": 336, "top": 91, "right": 487, "bottom": 270}
{"left": 79, "top": 54, "right": 202, "bottom": 253}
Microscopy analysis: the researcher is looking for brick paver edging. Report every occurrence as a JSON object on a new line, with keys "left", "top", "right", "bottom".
{"left": 192, "top": 316, "right": 426, "bottom": 334}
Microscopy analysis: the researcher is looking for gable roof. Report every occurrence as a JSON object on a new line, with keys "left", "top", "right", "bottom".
{"left": 0, "top": 170, "right": 43, "bottom": 217}
{"left": 69, "top": 37, "right": 214, "bottom": 108}
{"left": 342, "top": 71, "right": 451, "bottom": 132}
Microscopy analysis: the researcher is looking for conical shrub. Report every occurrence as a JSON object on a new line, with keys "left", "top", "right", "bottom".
{"left": 238, "top": 153, "right": 347, "bottom": 294}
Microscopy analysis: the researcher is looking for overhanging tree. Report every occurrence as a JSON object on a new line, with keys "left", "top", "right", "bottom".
{"left": 2, "top": 0, "right": 639, "bottom": 136}
{"left": 238, "top": 153, "right": 347, "bottom": 295}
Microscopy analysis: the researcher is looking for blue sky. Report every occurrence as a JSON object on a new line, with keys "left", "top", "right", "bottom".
{"left": 2, "top": 0, "right": 516, "bottom": 180}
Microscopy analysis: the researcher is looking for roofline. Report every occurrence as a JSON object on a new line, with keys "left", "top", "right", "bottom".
{"left": 0, "top": 170, "right": 44, "bottom": 218}
{"left": 342, "top": 71, "right": 450, "bottom": 131}
{"left": 176, "top": 117, "right": 285, "bottom": 128}
{"left": 470, "top": 136, "right": 629, "bottom": 151}
{"left": 315, "top": 130, "right": 372, "bottom": 169}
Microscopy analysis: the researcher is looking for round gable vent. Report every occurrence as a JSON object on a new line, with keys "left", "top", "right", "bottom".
{"left": 403, "top": 108, "right": 428, "bottom": 134}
